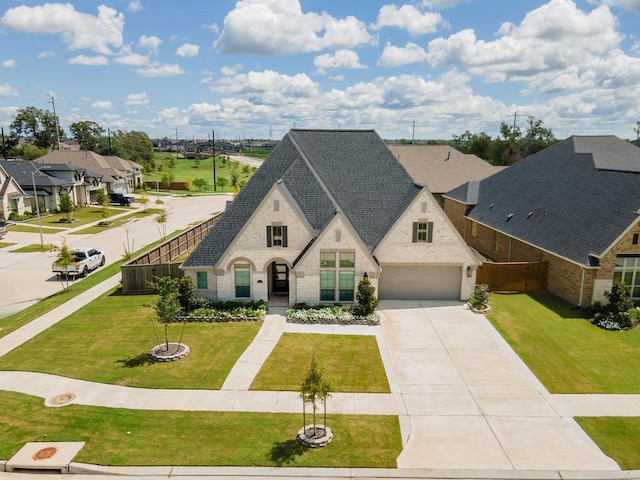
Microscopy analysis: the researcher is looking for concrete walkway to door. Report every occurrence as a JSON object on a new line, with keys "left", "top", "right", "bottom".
{"left": 379, "top": 300, "right": 620, "bottom": 471}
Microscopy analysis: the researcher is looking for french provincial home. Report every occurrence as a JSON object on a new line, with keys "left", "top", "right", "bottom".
{"left": 181, "top": 129, "right": 479, "bottom": 305}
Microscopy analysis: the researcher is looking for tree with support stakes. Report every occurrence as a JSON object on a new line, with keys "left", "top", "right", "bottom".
{"left": 298, "top": 355, "right": 333, "bottom": 447}
{"left": 148, "top": 276, "right": 189, "bottom": 361}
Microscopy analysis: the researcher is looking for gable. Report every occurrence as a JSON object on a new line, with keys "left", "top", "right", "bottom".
{"left": 375, "top": 187, "right": 478, "bottom": 265}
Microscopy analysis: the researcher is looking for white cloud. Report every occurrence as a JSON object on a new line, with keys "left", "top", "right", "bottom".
{"left": 0, "top": 3, "right": 124, "bottom": 55}
{"left": 378, "top": 42, "right": 429, "bottom": 67}
{"left": 128, "top": 1, "right": 143, "bottom": 12}
{"left": 136, "top": 63, "right": 185, "bottom": 78}
{"left": 2, "top": 59, "right": 16, "bottom": 68}
{"left": 214, "top": 0, "right": 372, "bottom": 55}
{"left": 92, "top": 101, "right": 113, "bottom": 110}
{"left": 38, "top": 51, "right": 56, "bottom": 59}
{"left": 221, "top": 64, "right": 243, "bottom": 76}
{"left": 215, "top": 69, "right": 319, "bottom": 105}
{"left": 139, "top": 35, "right": 162, "bottom": 54}
{"left": 115, "top": 46, "right": 149, "bottom": 66}
{"left": 421, "top": 0, "right": 471, "bottom": 8}
{"left": 372, "top": 4, "right": 444, "bottom": 36}
{"left": 176, "top": 43, "right": 200, "bottom": 58}
{"left": 69, "top": 55, "right": 109, "bottom": 65}
{"left": 425, "top": 0, "right": 640, "bottom": 94}
{"left": 598, "top": 0, "right": 640, "bottom": 13}
{"left": 0, "top": 83, "right": 19, "bottom": 96}
{"left": 314, "top": 50, "right": 365, "bottom": 74}
{"left": 125, "top": 92, "right": 149, "bottom": 106}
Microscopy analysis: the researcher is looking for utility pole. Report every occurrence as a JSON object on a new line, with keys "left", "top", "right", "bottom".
{"left": 412, "top": 119, "right": 415, "bottom": 144}
{"left": 212, "top": 129, "right": 217, "bottom": 192}
{"left": 47, "top": 94, "right": 61, "bottom": 150}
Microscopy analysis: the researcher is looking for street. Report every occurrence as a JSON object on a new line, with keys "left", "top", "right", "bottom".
{"left": 0, "top": 193, "right": 233, "bottom": 319}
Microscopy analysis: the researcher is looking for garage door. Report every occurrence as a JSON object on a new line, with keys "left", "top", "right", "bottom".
{"left": 378, "top": 265, "right": 461, "bottom": 300}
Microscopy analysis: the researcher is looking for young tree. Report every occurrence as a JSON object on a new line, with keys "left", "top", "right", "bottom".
{"left": 149, "top": 276, "right": 183, "bottom": 351}
{"left": 137, "top": 190, "right": 149, "bottom": 211}
{"left": 299, "top": 356, "right": 332, "bottom": 438}
{"left": 155, "top": 209, "right": 169, "bottom": 239}
{"left": 193, "top": 178, "right": 209, "bottom": 191}
{"left": 58, "top": 192, "right": 74, "bottom": 222}
{"left": 98, "top": 190, "right": 110, "bottom": 223}
{"left": 216, "top": 177, "right": 228, "bottom": 191}
{"left": 52, "top": 239, "right": 76, "bottom": 292}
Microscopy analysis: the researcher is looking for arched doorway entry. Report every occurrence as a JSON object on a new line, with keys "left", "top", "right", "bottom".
{"left": 269, "top": 261, "right": 289, "bottom": 305}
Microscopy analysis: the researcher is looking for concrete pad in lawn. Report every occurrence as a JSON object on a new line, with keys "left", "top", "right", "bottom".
{"left": 396, "top": 415, "right": 513, "bottom": 469}
{"left": 488, "top": 416, "right": 620, "bottom": 471}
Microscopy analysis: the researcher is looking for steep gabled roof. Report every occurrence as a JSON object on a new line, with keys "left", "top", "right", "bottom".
{"left": 445, "top": 136, "right": 640, "bottom": 267}
{"left": 183, "top": 129, "right": 421, "bottom": 268}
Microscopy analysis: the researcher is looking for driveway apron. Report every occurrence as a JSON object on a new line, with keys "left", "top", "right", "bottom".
{"left": 378, "top": 300, "right": 619, "bottom": 471}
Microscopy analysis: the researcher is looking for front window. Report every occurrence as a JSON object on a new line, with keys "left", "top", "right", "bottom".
{"left": 234, "top": 266, "right": 250, "bottom": 298}
{"left": 416, "top": 222, "right": 428, "bottom": 242}
{"left": 196, "top": 271, "right": 208, "bottom": 289}
{"left": 614, "top": 256, "right": 640, "bottom": 299}
{"left": 272, "top": 226, "right": 283, "bottom": 246}
{"left": 320, "top": 251, "right": 355, "bottom": 302}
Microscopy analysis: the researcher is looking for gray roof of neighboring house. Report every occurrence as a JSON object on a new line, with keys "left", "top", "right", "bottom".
{"left": 444, "top": 135, "right": 640, "bottom": 267}
{"left": 34, "top": 150, "right": 137, "bottom": 183}
{"left": 0, "top": 160, "right": 71, "bottom": 194}
{"left": 183, "top": 129, "right": 422, "bottom": 268}
{"left": 387, "top": 144, "right": 505, "bottom": 194}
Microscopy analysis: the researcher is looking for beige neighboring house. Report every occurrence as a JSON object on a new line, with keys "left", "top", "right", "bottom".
{"left": 387, "top": 144, "right": 505, "bottom": 205}
{"left": 181, "top": 129, "right": 479, "bottom": 305}
{"left": 35, "top": 150, "right": 143, "bottom": 199}
{"left": 0, "top": 162, "right": 28, "bottom": 219}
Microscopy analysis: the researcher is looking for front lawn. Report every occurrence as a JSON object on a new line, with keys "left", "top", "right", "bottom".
{"left": 0, "top": 390, "right": 400, "bottom": 467}
{"left": 0, "top": 288, "right": 262, "bottom": 389}
{"left": 70, "top": 208, "right": 163, "bottom": 234}
{"left": 251, "top": 333, "right": 390, "bottom": 393}
{"left": 487, "top": 291, "right": 640, "bottom": 393}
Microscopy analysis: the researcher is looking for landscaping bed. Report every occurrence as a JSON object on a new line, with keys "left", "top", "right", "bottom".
{"left": 286, "top": 305, "right": 379, "bottom": 325}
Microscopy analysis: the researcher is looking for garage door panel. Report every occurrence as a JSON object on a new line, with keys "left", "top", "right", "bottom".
{"left": 379, "top": 265, "right": 461, "bottom": 300}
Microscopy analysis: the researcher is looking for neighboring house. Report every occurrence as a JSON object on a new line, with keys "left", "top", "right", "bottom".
{"left": 443, "top": 135, "right": 640, "bottom": 307}
{"left": 0, "top": 160, "right": 74, "bottom": 213}
{"left": 387, "top": 144, "right": 505, "bottom": 204}
{"left": 35, "top": 150, "right": 143, "bottom": 196}
{"left": 181, "top": 129, "right": 479, "bottom": 305}
{"left": 0, "top": 162, "right": 28, "bottom": 219}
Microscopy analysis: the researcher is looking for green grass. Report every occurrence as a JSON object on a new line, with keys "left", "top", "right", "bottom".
{"left": 576, "top": 417, "right": 640, "bottom": 470}
{"left": 70, "top": 208, "right": 163, "bottom": 234}
{"left": 9, "top": 244, "right": 51, "bottom": 253}
{"left": 8, "top": 225, "right": 61, "bottom": 234}
{"left": 17, "top": 206, "right": 133, "bottom": 230}
{"left": 0, "top": 242, "right": 16, "bottom": 249}
{"left": 0, "top": 229, "right": 186, "bottom": 336}
{"left": 251, "top": 333, "right": 390, "bottom": 393}
{"left": 0, "top": 288, "right": 262, "bottom": 389}
{"left": 486, "top": 291, "right": 640, "bottom": 393}
{"left": 0, "top": 390, "right": 401, "bottom": 467}
{"left": 146, "top": 155, "right": 256, "bottom": 191}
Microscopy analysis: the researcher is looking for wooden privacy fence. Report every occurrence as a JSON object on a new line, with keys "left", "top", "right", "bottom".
{"left": 121, "top": 215, "right": 220, "bottom": 294}
{"left": 476, "top": 261, "right": 548, "bottom": 292}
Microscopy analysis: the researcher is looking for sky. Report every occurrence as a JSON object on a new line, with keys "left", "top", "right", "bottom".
{"left": 1, "top": 0, "right": 639, "bottom": 143}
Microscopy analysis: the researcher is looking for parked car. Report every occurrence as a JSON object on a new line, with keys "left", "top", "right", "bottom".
{"left": 108, "top": 193, "right": 134, "bottom": 206}
{"left": 52, "top": 247, "right": 106, "bottom": 278}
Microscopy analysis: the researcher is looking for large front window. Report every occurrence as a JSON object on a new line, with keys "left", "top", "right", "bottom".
{"left": 614, "top": 256, "right": 640, "bottom": 299}
{"left": 235, "top": 266, "right": 250, "bottom": 298}
{"left": 319, "top": 251, "right": 355, "bottom": 302}
{"left": 196, "top": 271, "right": 208, "bottom": 289}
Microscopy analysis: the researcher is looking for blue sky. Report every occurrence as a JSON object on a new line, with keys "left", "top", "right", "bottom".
{"left": 1, "top": 0, "right": 639, "bottom": 142}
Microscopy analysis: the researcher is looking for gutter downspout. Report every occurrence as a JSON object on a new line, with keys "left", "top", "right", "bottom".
{"left": 578, "top": 267, "right": 585, "bottom": 307}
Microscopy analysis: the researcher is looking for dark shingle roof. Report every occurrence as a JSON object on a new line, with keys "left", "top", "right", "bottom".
{"left": 183, "top": 129, "right": 421, "bottom": 268}
{"left": 446, "top": 136, "right": 640, "bottom": 267}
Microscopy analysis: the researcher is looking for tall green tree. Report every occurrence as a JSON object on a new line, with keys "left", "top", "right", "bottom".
{"left": 521, "top": 115, "right": 557, "bottom": 157}
{"left": 96, "top": 135, "right": 125, "bottom": 157}
{"left": 69, "top": 120, "right": 105, "bottom": 151}
{"left": 10, "top": 106, "right": 64, "bottom": 149}
{"left": 116, "top": 130, "right": 154, "bottom": 164}
{"left": 58, "top": 192, "right": 74, "bottom": 222}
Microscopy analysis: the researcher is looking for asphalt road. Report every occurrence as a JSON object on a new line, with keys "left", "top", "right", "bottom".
{"left": 0, "top": 194, "right": 233, "bottom": 319}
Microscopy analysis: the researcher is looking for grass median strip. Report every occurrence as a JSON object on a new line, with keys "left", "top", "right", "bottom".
{"left": 576, "top": 417, "right": 640, "bottom": 470}
{"left": 0, "top": 390, "right": 401, "bottom": 467}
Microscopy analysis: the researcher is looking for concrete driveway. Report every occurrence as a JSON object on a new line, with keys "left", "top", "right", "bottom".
{"left": 379, "top": 300, "right": 619, "bottom": 471}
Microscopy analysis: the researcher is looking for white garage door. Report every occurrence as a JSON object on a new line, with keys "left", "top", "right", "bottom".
{"left": 378, "top": 265, "right": 462, "bottom": 300}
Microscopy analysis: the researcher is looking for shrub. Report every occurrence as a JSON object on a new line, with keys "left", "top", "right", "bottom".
{"left": 354, "top": 276, "right": 378, "bottom": 317}
{"left": 606, "top": 280, "right": 633, "bottom": 315}
{"left": 469, "top": 284, "right": 490, "bottom": 309}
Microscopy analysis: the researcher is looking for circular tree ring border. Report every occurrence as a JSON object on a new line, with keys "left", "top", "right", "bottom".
{"left": 150, "top": 343, "right": 190, "bottom": 362}
{"left": 297, "top": 424, "right": 333, "bottom": 448}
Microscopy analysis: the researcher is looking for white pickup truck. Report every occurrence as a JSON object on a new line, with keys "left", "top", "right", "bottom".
{"left": 52, "top": 247, "right": 106, "bottom": 277}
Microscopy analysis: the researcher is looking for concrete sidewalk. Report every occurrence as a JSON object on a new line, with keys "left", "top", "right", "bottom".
{"left": 0, "top": 289, "right": 635, "bottom": 474}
